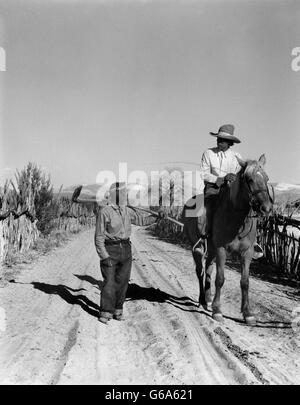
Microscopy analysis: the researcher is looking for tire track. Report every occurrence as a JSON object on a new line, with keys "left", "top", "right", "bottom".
{"left": 1, "top": 227, "right": 299, "bottom": 385}
{"left": 131, "top": 227, "right": 300, "bottom": 385}
{"left": 131, "top": 228, "right": 260, "bottom": 384}
{"left": 0, "top": 230, "right": 96, "bottom": 384}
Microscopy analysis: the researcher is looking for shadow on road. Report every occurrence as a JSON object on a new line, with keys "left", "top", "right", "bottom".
{"left": 10, "top": 278, "right": 292, "bottom": 328}
{"left": 73, "top": 274, "right": 208, "bottom": 316}
{"left": 74, "top": 273, "right": 198, "bottom": 307}
{"left": 31, "top": 282, "right": 100, "bottom": 318}
{"left": 11, "top": 277, "right": 201, "bottom": 319}
{"left": 222, "top": 314, "right": 292, "bottom": 329}
{"left": 126, "top": 283, "right": 196, "bottom": 305}
{"left": 126, "top": 283, "right": 213, "bottom": 316}
{"left": 74, "top": 274, "right": 103, "bottom": 289}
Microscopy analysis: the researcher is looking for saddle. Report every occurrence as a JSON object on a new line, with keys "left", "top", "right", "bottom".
{"left": 182, "top": 194, "right": 207, "bottom": 242}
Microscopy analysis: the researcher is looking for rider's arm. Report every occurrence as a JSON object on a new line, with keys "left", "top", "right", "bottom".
{"left": 200, "top": 150, "right": 224, "bottom": 186}
{"left": 200, "top": 150, "right": 219, "bottom": 183}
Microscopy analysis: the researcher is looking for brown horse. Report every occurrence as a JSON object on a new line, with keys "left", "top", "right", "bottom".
{"left": 182, "top": 154, "right": 273, "bottom": 325}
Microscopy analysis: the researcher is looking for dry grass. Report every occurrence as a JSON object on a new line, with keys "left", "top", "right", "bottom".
{"left": 1, "top": 229, "right": 73, "bottom": 283}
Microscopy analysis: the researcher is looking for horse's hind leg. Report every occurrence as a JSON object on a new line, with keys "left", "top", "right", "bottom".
{"left": 241, "top": 251, "right": 256, "bottom": 326}
{"left": 192, "top": 246, "right": 206, "bottom": 307}
{"left": 212, "top": 247, "right": 226, "bottom": 322}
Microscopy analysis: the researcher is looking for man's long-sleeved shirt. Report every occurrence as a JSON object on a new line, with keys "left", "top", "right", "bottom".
{"left": 200, "top": 147, "right": 242, "bottom": 184}
{"left": 94, "top": 204, "right": 155, "bottom": 260}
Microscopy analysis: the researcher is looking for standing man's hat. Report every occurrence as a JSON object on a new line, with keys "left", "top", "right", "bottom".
{"left": 109, "top": 182, "right": 127, "bottom": 194}
{"left": 109, "top": 182, "right": 127, "bottom": 205}
{"left": 210, "top": 124, "right": 241, "bottom": 143}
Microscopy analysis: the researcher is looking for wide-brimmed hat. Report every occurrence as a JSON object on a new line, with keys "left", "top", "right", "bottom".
{"left": 109, "top": 182, "right": 127, "bottom": 205}
{"left": 109, "top": 182, "right": 127, "bottom": 194}
{"left": 210, "top": 124, "right": 241, "bottom": 143}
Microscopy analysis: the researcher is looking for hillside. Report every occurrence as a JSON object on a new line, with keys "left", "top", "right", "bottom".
{"left": 272, "top": 183, "right": 300, "bottom": 207}
{"left": 55, "top": 181, "right": 300, "bottom": 210}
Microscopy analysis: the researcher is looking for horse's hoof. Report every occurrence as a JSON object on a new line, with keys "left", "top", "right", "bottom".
{"left": 203, "top": 302, "right": 212, "bottom": 311}
{"left": 212, "top": 313, "right": 224, "bottom": 323}
{"left": 244, "top": 315, "right": 256, "bottom": 326}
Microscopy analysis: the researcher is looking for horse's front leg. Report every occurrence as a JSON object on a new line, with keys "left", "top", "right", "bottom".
{"left": 241, "top": 248, "right": 256, "bottom": 326}
{"left": 203, "top": 244, "right": 215, "bottom": 311}
{"left": 212, "top": 246, "right": 226, "bottom": 322}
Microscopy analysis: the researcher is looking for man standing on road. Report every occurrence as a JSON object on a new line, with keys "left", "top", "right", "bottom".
{"left": 95, "top": 182, "right": 156, "bottom": 324}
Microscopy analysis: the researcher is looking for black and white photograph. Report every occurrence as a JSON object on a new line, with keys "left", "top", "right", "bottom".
{"left": 0, "top": 0, "right": 300, "bottom": 387}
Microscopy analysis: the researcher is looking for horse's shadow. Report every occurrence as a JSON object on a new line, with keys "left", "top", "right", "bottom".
{"left": 126, "top": 283, "right": 198, "bottom": 307}
{"left": 222, "top": 314, "right": 292, "bottom": 329}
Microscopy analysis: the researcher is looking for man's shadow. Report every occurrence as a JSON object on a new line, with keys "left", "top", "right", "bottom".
{"left": 75, "top": 274, "right": 103, "bottom": 289}
{"left": 30, "top": 282, "right": 100, "bottom": 318}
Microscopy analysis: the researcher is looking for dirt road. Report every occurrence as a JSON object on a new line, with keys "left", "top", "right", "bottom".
{"left": 0, "top": 226, "right": 299, "bottom": 385}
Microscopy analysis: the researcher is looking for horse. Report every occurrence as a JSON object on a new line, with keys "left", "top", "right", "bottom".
{"left": 182, "top": 154, "right": 273, "bottom": 325}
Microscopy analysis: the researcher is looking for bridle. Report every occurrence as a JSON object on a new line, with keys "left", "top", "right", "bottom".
{"left": 243, "top": 167, "right": 274, "bottom": 214}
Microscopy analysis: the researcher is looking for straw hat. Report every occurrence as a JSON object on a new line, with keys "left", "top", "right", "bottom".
{"left": 210, "top": 124, "right": 241, "bottom": 143}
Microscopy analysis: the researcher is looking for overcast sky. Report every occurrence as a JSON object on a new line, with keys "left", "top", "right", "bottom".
{"left": 0, "top": 0, "right": 300, "bottom": 188}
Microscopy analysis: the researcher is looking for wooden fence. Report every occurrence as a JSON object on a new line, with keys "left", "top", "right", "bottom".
{"left": 257, "top": 214, "right": 300, "bottom": 277}
{"left": 0, "top": 211, "right": 39, "bottom": 265}
{"left": 0, "top": 203, "right": 96, "bottom": 267}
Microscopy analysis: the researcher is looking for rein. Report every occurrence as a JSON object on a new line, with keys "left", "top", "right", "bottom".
{"left": 228, "top": 167, "right": 273, "bottom": 219}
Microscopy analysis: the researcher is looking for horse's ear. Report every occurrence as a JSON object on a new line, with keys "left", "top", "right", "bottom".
{"left": 258, "top": 154, "right": 266, "bottom": 167}
{"left": 236, "top": 155, "right": 247, "bottom": 168}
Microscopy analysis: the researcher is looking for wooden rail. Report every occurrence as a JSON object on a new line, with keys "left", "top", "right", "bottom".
{"left": 275, "top": 214, "right": 300, "bottom": 229}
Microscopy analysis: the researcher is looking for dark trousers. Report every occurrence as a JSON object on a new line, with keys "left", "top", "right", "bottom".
{"left": 100, "top": 240, "right": 132, "bottom": 319}
{"left": 204, "top": 194, "right": 219, "bottom": 237}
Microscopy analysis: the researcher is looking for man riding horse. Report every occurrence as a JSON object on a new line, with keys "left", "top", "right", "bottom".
{"left": 200, "top": 124, "right": 263, "bottom": 258}
{"left": 182, "top": 124, "right": 273, "bottom": 325}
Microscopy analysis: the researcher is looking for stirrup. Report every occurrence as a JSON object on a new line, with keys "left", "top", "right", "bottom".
{"left": 192, "top": 237, "right": 207, "bottom": 255}
{"left": 253, "top": 243, "right": 263, "bottom": 259}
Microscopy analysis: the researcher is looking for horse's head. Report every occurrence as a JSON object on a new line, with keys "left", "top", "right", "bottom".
{"left": 236, "top": 154, "right": 274, "bottom": 216}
